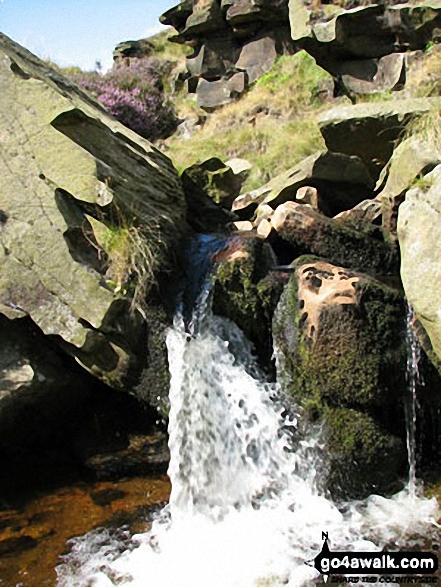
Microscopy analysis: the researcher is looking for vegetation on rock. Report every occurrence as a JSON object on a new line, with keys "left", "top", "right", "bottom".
{"left": 70, "top": 58, "right": 178, "bottom": 141}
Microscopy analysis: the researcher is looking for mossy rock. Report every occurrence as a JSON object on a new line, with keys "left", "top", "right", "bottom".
{"left": 271, "top": 202, "right": 398, "bottom": 276}
{"left": 324, "top": 407, "right": 406, "bottom": 499}
{"left": 212, "top": 237, "right": 287, "bottom": 370}
{"left": 273, "top": 257, "right": 407, "bottom": 412}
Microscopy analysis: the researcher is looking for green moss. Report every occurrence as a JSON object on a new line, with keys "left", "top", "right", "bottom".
{"left": 274, "top": 267, "right": 406, "bottom": 411}
{"left": 324, "top": 407, "right": 405, "bottom": 499}
{"left": 212, "top": 239, "right": 285, "bottom": 369}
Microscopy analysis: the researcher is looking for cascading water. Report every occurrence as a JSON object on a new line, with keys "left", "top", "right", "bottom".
{"left": 405, "top": 303, "right": 421, "bottom": 498}
{"left": 56, "top": 238, "right": 439, "bottom": 587}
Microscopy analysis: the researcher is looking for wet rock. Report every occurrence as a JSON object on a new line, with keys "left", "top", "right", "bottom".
{"left": 81, "top": 433, "right": 170, "bottom": 480}
{"left": 212, "top": 237, "right": 288, "bottom": 370}
{"left": 273, "top": 258, "right": 408, "bottom": 498}
{"left": 325, "top": 408, "right": 406, "bottom": 499}
{"left": 274, "top": 258, "right": 407, "bottom": 408}
{"left": 0, "top": 33, "right": 186, "bottom": 389}
{"left": 232, "top": 151, "right": 374, "bottom": 218}
{"left": 271, "top": 201, "right": 397, "bottom": 275}
{"left": 397, "top": 165, "right": 441, "bottom": 371}
{"left": 0, "top": 535, "right": 39, "bottom": 557}
{"left": 318, "top": 98, "right": 441, "bottom": 178}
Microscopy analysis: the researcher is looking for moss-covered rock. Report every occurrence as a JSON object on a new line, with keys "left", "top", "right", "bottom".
{"left": 324, "top": 407, "right": 406, "bottom": 499}
{"left": 274, "top": 257, "right": 406, "bottom": 408}
{"left": 212, "top": 236, "right": 288, "bottom": 369}
{"left": 273, "top": 257, "right": 407, "bottom": 497}
{"left": 271, "top": 201, "right": 398, "bottom": 275}
{"left": 182, "top": 157, "right": 244, "bottom": 209}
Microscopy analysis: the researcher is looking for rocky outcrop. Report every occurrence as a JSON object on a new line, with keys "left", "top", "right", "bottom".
{"left": 232, "top": 150, "right": 374, "bottom": 217}
{"left": 113, "top": 39, "right": 155, "bottom": 67}
{"left": 273, "top": 257, "right": 407, "bottom": 497}
{"left": 161, "top": 0, "right": 296, "bottom": 108}
{"left": 318, "top": 98, "right": 441, "bottom": 178}
{"left": 398, "top": 165, "right": 441, "bottom": 371}
{"left": 160, "top": 0, "right": 441, "bottom": 109}
{"left": 0, "top": 33, "right": 186, "bottom": 392}
{"left": 289, "top": 0, "right": 441, "bottom": 96}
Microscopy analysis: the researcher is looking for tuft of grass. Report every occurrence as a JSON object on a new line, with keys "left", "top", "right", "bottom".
{"left": 164, "top": 51, "right": 330, "bottom": 191}
{"left": 90, "top": 207, "right": 163, "bottom": 312}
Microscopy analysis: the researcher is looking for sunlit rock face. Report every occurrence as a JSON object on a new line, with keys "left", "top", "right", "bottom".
{"left": 161, "top": 0, "right": 441, "bottom": 108}
{"left": 398, "top": 165, "right": 441, "bottom": 372}
{"left": 0, "top": 33, "right": 186, "bottom": 390}
{"left": 161, "top": 0, "right": 296, "bottom": 109}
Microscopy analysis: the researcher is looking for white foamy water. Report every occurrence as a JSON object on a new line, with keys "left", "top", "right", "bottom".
{"left": 405, "top": 303, "right": 422, "bottom": 498}
{"left": 56, "top": 308, "right": 440, "bottom": 587}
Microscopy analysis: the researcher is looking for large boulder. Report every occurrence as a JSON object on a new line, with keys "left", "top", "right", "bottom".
{"left": 270, "top": 201, "right": 398, "bottom": 275}
{"left": 397, "top": 165, "right": 441, "bottom": 371}
{"left": 0, "top": 314, "right": 94, "bottom": 458}
{"left": 334, "top": 53, "right": 406, "bottom": 96}
{"left": 273, "top": 257, "right": 407, "bottom": 497}
{"left": 378, "top": 137, "right": 441, "bottom": 236}
{"left": 0, "top": 33, "right": 186, "bottom": 389}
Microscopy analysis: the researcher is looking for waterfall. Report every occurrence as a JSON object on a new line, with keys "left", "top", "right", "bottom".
{"left": 405, "top": 304, "right": 422, "bottom": 498}
{"left": 56, "top": 239, "right": 439, "bottom": 587}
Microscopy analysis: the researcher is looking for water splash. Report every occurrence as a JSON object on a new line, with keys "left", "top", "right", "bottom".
{"left": 405, "top": 303, "right": 422, "bottom": 498}
{"left": 56, "top": 257, "right": 439, "bottom": 587}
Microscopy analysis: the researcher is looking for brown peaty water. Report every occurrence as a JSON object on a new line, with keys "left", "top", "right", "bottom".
{"left": 0, "top": 475, "right": 170, "bottom": 587}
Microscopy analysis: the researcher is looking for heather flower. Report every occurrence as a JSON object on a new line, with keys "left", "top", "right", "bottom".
{"left": 71, "top": 58, "right": 177, "bottom": 141}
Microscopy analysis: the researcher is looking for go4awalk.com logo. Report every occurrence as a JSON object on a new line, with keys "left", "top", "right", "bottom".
{"left": 306, "top": 533, "right": 439, "bottom": 583}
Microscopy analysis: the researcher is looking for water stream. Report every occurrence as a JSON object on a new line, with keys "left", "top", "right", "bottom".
{"left": 56, "top": 239, "right": 440, "bottom": 587}
{"left": 405, "top": 303, "right": 421, "bottom": 499}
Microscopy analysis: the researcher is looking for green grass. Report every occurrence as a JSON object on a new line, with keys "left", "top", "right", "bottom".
{"left": 164, "top": 51, "right": 331, "bottom": 192}
{"left": 148, "top": 29, "right": 192, "bottom": 61}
